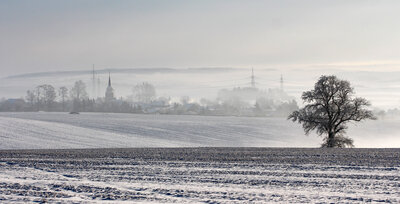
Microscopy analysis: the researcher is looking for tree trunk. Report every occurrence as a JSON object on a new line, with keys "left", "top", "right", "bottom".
{"left": 327, "top": 132, "right": 335, "bottom": 148}
{"left": 62, "top": 98, "right": 65, "bottom": 112}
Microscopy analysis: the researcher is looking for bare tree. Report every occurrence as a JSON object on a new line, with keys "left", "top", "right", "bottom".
{"left": 132, "top": 82, "right": 156, "bottom": 103}
{"left": 288, "top": 75, "right": 376, "bottom": 148}
{"left": 34, "top": 85, "right": 56, "bottom": 111}
{"left": 58, "top": 86, "right": 68, "bottom": 111}
{"left": 70, "top": 80, "right": 88, "bottom": 101}
{"left": 42, "top": 85, "right": 56, "bottom": 111}
{"left": 180, "top": 96, "right": 190, "bottom": 105}
{"left": 35, "top": 85, "right": 44, "bottom": 111}
{"left": 25, "top": 90, "right": 36, "bottom": 110}
{"left": 70, "top": 80, "right": 88, "bottom": 112}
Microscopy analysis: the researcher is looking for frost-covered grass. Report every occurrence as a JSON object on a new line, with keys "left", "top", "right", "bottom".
{"left": 0, "top": 148, "right": 399, "bottom": 203}
{"left": 0, "top": 112, "right": 399, "bottom": 149}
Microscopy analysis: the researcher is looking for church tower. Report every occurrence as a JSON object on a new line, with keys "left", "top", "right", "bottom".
{"left": 105, "top": 72, "right": 115, "bottom": 102}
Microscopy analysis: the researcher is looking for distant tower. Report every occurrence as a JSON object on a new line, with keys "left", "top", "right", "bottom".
{"left": 280, "top": 74, "right": 284, "bottom": 91}
{"left": 92, "top": 64, "right": 96, "bottom": 99}
{"left": 105, "top": 72, "right": 115, "bottom": 102}
{"left": 251, "top": 68, "right": 255, "bottom": 88}
{"left": 97, "top": 77, "right": 101, "bottom": 98}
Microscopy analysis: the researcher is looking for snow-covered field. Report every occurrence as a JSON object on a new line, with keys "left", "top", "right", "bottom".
{"left": 0, "top": 113, "right": 399, "bottom": 202}
{"left": 0, "top": 148, "right": 399, "bottom": 203}
{"left": 0, "top": 112, "right": 400, "bottom": 149}
{"left": 0, "top": 112, "right": 318, "bottom": 149}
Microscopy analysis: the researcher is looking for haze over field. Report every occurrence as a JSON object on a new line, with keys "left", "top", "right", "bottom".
{"left": 0, "top": 0, "right": 400, "bottom": 148}
{"left": 1, "top": 68, "right": 400, "bottom": 110}
{"left": 1, "top": 1, "right": 400, "bottom": 203}
{"left": 1, "top": 1, "right": 400, "bottom": 110}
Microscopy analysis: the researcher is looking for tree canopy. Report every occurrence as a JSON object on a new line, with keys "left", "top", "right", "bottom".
{"left": 132, "top": 82, "right": 156, "bottom": 103}
{"left": 288, "top": 75, "right": 376, "bottom": 148}
{"left": 70, "top": 80, "right": 88, "bottom": 101}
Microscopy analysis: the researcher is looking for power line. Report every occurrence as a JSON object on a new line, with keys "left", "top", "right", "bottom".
{"left": 92, "top": 64, "right": 96, "bottom": 99}
{"left": 196, "top": 76, "right": 250, "bottom": 84}
{"left": 251, "top": 68, "right": 255, "bottom": 88}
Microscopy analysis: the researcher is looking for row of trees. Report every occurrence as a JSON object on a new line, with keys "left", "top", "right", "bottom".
{"left": 24, "top": 81, "right": 88, "bottom": 112}
{"left": 0, "top": 79, "right": 299, "bottom": 117}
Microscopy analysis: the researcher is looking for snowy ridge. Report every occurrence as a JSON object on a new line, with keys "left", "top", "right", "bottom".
{"left": 0, "top": 112, "right": 399, "bottom": 149}
{"left": 0, "top": 112, "right": 317, "bottom": 149}
{"left": 0, "top": 116, "right": 194, "bottom": 149}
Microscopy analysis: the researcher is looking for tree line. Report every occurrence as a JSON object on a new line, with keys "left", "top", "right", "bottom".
{"left": 0, "top": 80, "right": 299, "bottom": 117}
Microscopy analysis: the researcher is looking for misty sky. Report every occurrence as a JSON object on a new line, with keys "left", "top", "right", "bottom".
{"left": 1, "top": 0, "right": 400, "bottom": 77}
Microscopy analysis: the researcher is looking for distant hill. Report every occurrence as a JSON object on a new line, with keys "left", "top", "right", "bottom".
{"left": 5, "top": 67, "right": 243, "bottom": 79}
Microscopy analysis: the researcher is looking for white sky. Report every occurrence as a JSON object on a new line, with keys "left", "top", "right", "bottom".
{"left": 1, "top": 0, "right": 400, "bottom": 77}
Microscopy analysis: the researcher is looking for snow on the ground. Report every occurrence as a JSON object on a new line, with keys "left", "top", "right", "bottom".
{"left": 0, "top": 112, "right": 399, "bottom": 149}
{"left": 0, "top": 148, "right": 399, "bottom": 203}
{"left": 0, "top": 112, "right": 321, "bottom": 149}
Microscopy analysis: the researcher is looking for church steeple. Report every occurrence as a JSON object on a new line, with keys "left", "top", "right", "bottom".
{"left": 108, "top": 72, "right": 111, "bottom": 87}
{"left": 105, "top": 71, "right": 115, "bottom": 102}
